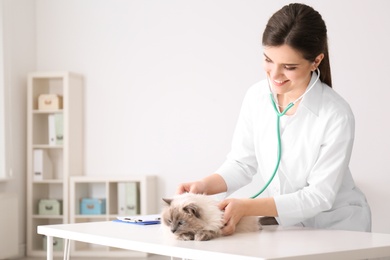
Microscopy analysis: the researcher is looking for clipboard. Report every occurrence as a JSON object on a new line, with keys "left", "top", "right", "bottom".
{"left": 114, "top": 214, "right": 161, "bottom": 225}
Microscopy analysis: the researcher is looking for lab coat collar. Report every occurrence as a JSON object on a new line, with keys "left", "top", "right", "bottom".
{"left": 301, "top": 71, "right": 323, "bottom": 117}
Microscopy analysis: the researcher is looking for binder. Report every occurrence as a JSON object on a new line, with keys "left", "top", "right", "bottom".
{"left": 33, "top": 149, "right": 53, "bottom": 181}
{"left": 48, "top": 114, "right": 63, "bottom": 145}
{"left": 118, "top": 182, "right": 140, "bottom": 216}
{"left": 48, "top": 115, "right": 56, "bottom": 145}
{"left": 55, "top": 114, "right": 63, "bottom": 145}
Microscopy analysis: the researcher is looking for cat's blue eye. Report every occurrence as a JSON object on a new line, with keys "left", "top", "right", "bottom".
{"left": 178, "top": 221, "right": 184, "bottom": 225}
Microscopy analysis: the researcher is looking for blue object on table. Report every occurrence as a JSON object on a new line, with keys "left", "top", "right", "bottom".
{"left": 114, "top": 214, "right": 161, "bottom": 225}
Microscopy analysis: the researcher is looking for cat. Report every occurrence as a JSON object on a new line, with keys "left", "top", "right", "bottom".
{"left": 161, "top": 193, "right": 262, "bottom": 241}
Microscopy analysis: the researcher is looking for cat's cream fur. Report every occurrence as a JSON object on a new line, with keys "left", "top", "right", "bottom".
{"left": 161, "top": 193, "right": 262, "bottom": 241}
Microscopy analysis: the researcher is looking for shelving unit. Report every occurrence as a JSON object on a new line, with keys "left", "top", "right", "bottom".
{"left": 26, "top": 72, "right": 83, "bottom": 257}
{"left": 70, "top": 175, "right": 157, "bottom": 257}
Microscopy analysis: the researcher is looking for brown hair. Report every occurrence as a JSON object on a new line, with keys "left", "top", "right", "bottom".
{"left": 262, "top": 3, "right": 332, "bottom": 87}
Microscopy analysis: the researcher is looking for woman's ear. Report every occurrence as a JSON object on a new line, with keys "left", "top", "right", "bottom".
{"left": 312, "top": 53, "right": 324, "bottom": 71}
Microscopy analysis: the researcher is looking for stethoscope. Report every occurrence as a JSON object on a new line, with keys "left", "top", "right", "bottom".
{"left": 250, "top": 69, "right": 320, "bottom": 199}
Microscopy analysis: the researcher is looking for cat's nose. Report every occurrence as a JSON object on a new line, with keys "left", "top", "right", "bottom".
{"left": 171, "top": 227, "right": 177, "bottom": 233}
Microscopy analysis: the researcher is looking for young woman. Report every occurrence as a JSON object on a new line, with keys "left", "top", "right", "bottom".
{"left": 177, "top": 3, "right": 371, "bottom": 235}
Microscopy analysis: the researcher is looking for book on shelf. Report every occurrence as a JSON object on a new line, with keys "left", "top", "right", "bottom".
{"left": 48, "top": 114, "right": 63, "bottom": 145}
{"left": 118, "top": 182, "right": 140, "bottom": 216}
{"left": 33, "top": 149, "right": 53, "bottom": 181}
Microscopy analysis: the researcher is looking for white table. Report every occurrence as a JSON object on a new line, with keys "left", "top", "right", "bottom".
{"left": 38, "top": 221, "right": 390, "bottom": 260}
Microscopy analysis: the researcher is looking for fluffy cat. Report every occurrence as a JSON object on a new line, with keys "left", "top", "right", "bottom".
{"left": 161, "top": 193, "right": 262, "bottom": 241}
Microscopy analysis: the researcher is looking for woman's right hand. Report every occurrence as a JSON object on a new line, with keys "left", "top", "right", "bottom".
{"left": 176, "top": 174, "right": 228, "bottom": 195}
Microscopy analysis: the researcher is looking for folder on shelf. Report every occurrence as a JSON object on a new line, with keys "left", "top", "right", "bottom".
{"left": 117, "top": 182, "right": 140, "bottom": 216}
{"left": 33, "top": 149, "right": 53, "bottom": 181}
{"left": 115, "top": 214, "right": 161, "bottom": 225}
{"left": 55, "top": 113, "right": 64, "bottom": 145}
{"left": 48, "top": 114, "right": 63, "bottom": 145}
{"left": 48, "top": 115, "right": 56, "bottom": 145}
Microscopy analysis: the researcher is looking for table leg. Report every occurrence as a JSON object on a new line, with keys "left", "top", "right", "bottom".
{"left": 46, "top": 236, "right": 53, "bottom": 260}
{"left": 63, "top": 239, "right": 70, "bottom": 260}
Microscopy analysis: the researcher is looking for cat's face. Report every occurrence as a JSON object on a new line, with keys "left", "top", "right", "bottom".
{"left": 161, "top": 198, "right": 204, "bottom": 238}
{"left": 161, "top": 194, "right": 226, "bottom": 241}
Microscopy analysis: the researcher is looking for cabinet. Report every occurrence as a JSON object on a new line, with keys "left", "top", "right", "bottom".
{"left": 26, "top": 72, "right": 83, "bottom": 257}
{"left": 70, "top": 175, "right": 157, "bottom": 257}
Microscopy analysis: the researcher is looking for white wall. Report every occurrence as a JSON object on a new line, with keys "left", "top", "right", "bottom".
{"left": 0, "top": 0, "right": 5, "bottom": 180}
{"left": 33, "top": 0, "right": 390, "bottom": 234}
{"left": 0, "top": 0, "right": 35, "bottom": 257}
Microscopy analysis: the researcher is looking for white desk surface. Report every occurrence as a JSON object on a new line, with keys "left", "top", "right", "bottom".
{"left": 38, "top": 221, "right": 390, "bottom": 260}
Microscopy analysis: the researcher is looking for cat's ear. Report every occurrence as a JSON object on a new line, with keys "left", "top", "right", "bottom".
{"left": 162, "top": 198, "right": 172, "bottom": 205}
{"left": 183, "top": 203, "right": 201, "bottom": 218}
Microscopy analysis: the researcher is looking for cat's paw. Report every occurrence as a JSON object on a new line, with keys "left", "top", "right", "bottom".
{"left": 178, "top": 232, "right": 195, "bottom": 241}
{"left": 194, "top": 231, "right": 218, "bottom": 241}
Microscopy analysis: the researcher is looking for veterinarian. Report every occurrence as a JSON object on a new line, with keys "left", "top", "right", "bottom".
{"left": 177, "top": 3, "right": 371, "bottom": 235}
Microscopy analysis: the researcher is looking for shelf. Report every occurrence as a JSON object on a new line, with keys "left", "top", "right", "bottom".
{"left": 29, "top": 250, "right": 64, "bottom": 258}
{"left": 26, "top": 71, "right": 84, "bottom": 257}
{"left": 69, "top": 176, "right": 157, "bottom": 257}
{"left": 32, "top": 145, "right": 62, "bottom": 149}
{"left": 27, "top": 71, "right": 156, "bottom": 258}
{"left": 32, "top": 179, "right": 64, "bottom": 184}
{"left": 74, "top": 215, "right": 107, "bottom": 219}
{"left": 33, "top": 109, "right": 63, "bottom": 114}
{"left": 32, "top": 215, "right": 64, "bottom": 220}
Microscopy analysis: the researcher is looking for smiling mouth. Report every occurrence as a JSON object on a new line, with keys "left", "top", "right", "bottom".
{"left": 273, "top": 79, "right": 289, "bottom": 87}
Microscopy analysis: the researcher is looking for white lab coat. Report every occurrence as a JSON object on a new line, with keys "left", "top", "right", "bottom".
{"left": 217, "top": 72, "right": 371, "bottom": 232}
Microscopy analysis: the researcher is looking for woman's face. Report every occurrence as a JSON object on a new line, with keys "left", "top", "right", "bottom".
{"left": 263, "top": 44, "right": 320, "bottom": 98}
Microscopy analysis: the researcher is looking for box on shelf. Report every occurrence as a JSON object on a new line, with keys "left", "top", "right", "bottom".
{"left": 38, "top": 199, "right": 62, "bottom": 215}
{"left": 80, "top": 198, "right": 106, "bottom": 215}
{"left": 38, "top": 94, "right": 63, "bottom": 110}
{"left": 43, "top": 236, "right": 64, "bottom": 251}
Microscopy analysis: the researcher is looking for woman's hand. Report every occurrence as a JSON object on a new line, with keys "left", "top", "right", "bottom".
{"left": 218, "top": 198, "right": 248, "bottom": 236}
{"left": 219, "top": 197, "right": 278, "bottom": 235}
{"left": 176, "top": 174, "right": 228, "bottom": 195}
{"left": 176, "top": 181, "right": 207, "bottom": 194}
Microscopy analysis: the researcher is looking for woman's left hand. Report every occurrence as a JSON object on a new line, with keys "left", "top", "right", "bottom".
{"left": 218, "top": 198, "right": 248, "bottom": 236}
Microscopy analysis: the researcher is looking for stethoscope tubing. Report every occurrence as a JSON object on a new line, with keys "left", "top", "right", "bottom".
{"left": 250, "top": 69, "right": 320, "bottom": 199}
{"left": 250, "top": 95, "right": 293, "bottom": 199}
